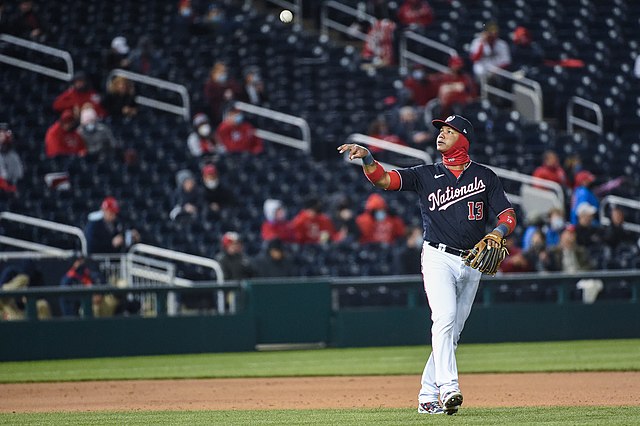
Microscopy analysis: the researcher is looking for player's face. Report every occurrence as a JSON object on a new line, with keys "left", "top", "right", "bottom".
{"left": 436, "top": 125, "right": 460, "bottom": 153}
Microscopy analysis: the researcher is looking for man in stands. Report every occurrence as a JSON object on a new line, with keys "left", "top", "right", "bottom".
{"left": 290, "top": 197, "right": 338, "bottom": 244}
{"left": 468, "top": 21, "right": 511, "bottom": 80}
{"left": 532, "top": 150, "right": 567, "bottom": 188}
{"left": 84, "top": 197, "right": 139, "bottom": 254}
{"left": 0, "top": 123, "right": 24, "bottom": 194}
{"left": 356, "top": 194, "right": 406, "bottom": 244}
{"left": 52, "top": 71, "right": 106, "bottom": 118}
{"left": 215, "top": 107, "right": 263, "bottom": 154}
{"left": 44, "top": 109, "right": 87, "bottom": 158}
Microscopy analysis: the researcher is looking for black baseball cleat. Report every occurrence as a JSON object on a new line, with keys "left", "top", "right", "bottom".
{"left": 442, "top": 390, "right": 463, "bottom": 415}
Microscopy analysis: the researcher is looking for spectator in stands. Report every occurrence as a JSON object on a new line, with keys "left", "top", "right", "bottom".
{"left": 509, "top": 26, "right": 544, "bottom": 71}
{"left": 53, "top": 71, "right": 107, "bottom": 118}
{"left": 522, "top": 229, "right": 549, "bottom": 272}
{"left": 428, "top": 55, "right": 478, "bottom": 117}
{"left": 216, "top": 231, "right": 253, "bottom": 280}
{"left": 532, "top": 150, "right": 567, "bottom": 188}
{"left": 240, "top": 66, "right": 268, "bottom": 106}
{"left": 356, "top": 194, "right": 406, "bottom": 244}
{"left": 204, "top": 61, "right": 243, "bottom": 126}
{"left": 544, "top": 226, "right": 591, "bottom": 272}
{"left": 362, "top": 18, "right": 397, "bottom": 68}
{"left": 332, "top": 197, "right": 360, "bottom": 243}
{"left": 84, "top": 197, "right": 139, "bottom": 254}
{"left": 201, "top": 163, "right": 236, "bottom": 218}
{"left": 545, "top": 207, "right": 566, "bottom": 247}
{"left": 104, "top": 36, "right": 131, "bottom": 73}
{"left": 574, "top": 202, "right": 602, "bottom": 248}
{"left": 215, "top": 107, "right": 263, "bottom": 154}
{"left": 169, "top": 169, "right": 202, "bottom": 221}
{"left": 389, "top": 105, "right": 431, "bottom": 148}
{"left": 261, "top": 198, "right": 294, "bottom": 243}
{"left": 570, "top": 170, "right": 598, "bottom": 224}
{"left": 0, "top": 123, "right": 24, "bottom": 193}
{"left": 187, "top": 113, "right": 223, "bottom": 158}
{"left": 0, "top": 260, "right": 48, "bottom": 320}
{"left": 403, "top": 65, "right": 436, "bottom": 106}
{"left": 397, "top": 0, "right": 434, "bottom": 30}
{"left": 253, "top": 239, "right": 296, "bottom": 278}
{"left": 468, "top": 21, "right": 511, "bottom": 80}
{"left": 58, "top": 257, "right": 119, "bottom": 318}
{"left": 9, "top": 0, "right": 45, "bottom": 42}
{"left": 394, "top": 225, "right": 423, "bottom": 275}
{"left": 44, "top": 109, "right": 87, "bottom": 158}
{"left": 78, "top": 104, "right": 117, "bottom": 157}
{"left": 366, "top": 116, "right": 406, "bottom": 154}
{"left": 102, "top": 76, "right": 138, "bottom": 120}
{"left": 290, "top": 197, "right": 338, "bottom": 244}
{"left": 563, "top": 153, "right": 583, "bottom": 187}
{"left": 602, "top": 206, "right": 637, "bottom": 250}
{"left": 127, "top": 35, "right": 166, "bottom": 77}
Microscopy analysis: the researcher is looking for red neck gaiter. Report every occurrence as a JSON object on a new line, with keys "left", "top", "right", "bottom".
{"left": 442, "top": 134, "right": 470, "bottom": 167}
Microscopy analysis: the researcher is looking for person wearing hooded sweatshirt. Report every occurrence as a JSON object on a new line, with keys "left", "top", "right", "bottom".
{"left": 170, "top": 169, "right": 202, "bottom": 221}
{"left": 52, "top": 71, "right": 107, "bottom": 117}
{"left": 261, "top": 198, "right": 294, "bottom": 242}
{"left": 356, "top": 193, "right": 406, "bottom": 244}
{"left": 187, "top": 113, "right": 223, "bottom": 157}
{"left": 216, "top": 232, "right": 253, "bottom": 280}
{"left": 78, "top": 104, "right": 117, "bottom": 156}
{"left": 201, "top": 163, "right": 235, "bottom": 217}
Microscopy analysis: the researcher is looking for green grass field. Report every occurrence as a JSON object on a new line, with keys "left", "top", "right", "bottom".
{"left": 1, "top": 339, "right": 639, "bottom": 425}
{"left": 2, "top": 407, "right": 640, "bottom": 426}
{"left": 1, "top": 339, "right": 639, "bottom": 383}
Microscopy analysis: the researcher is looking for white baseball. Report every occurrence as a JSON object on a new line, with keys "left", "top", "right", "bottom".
{"left": 279, "top": 9, "right": 293, "bottom": 23}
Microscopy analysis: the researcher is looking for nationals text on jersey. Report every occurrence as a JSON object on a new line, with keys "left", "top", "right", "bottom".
{"left": 428, "top": 176, "right": 486, "bottom": 211}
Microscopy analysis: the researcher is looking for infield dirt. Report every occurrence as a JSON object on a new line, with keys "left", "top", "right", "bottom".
{"left": 1, "top": 372, "right": 638, "bottom": 412}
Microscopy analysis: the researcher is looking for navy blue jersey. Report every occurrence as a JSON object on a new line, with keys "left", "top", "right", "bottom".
{"left": 396, "top": 161, "right": 512, "bottom": 250}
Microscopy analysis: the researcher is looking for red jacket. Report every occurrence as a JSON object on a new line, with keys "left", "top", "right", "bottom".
{"left": 215, "top": 121, "right": 263, "bottom": 154}
{"left": 45, "top": 121, "right": 87, "bottom": 158}
{"left": 290, "top": 210, "right": 337, "bottom": 244}
{"left": 53, "top": 88, "right": 107, "bottom": 117}
{"left": 261, "top": 220, "right": 295, "bottom": 242}
{"left": 397, "top": 1, "right": 434, "bottom": 27}
{"left": 356, "top": 212, "right": 406, "bottom": 244}
{"left": 532, "top": 165, "right": 567, "bottom": 187}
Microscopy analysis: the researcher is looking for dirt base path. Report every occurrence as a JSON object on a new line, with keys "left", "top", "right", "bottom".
{"left": 1, "top": 372, "right": 638, "bottom": 413}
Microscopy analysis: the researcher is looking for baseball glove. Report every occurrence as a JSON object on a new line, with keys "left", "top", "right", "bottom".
{"left": 463, "top": 233, "right": 509, "bottom": 275}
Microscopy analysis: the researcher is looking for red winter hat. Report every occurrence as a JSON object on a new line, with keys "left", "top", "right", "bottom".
{"left": 101, "top": 196, "right": 120, "bottom": 213}
{"left": 202, "top": 164, "right": 218, "bottom": 177}
{"left": 574, "top": 170, "right": 595, "bottom": 187}
{"left": 365, "top": 194, "right": 387, "bottom": 211}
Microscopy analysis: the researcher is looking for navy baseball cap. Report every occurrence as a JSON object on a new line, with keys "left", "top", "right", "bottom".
{"left": 432, "top": 115, "right": 475, "bottom": 143}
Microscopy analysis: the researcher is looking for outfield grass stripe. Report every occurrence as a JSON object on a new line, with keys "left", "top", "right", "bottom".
{"left": 0, "top": 339, "right": 638, "bottom": 383}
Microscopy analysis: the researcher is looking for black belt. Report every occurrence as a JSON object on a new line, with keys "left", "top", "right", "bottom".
{"left": 427, "top": 241, "right": 468, "bottom": 257}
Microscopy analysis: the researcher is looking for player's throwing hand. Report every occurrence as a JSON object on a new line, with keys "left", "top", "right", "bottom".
{"left": 337, "top": 143, "right": 369, "bottom": 161}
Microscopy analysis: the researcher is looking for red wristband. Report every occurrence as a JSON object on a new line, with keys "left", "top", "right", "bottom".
{"left": 364, "top": 161, "right": 385, "bottom": 184}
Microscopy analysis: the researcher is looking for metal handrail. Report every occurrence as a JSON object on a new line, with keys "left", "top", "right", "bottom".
{"left": 599, "top": 195, "right": 640, "bottom": 234}
{"left": 0, "top": 212, "right": 87, "bottom": 256}
{"left": 107, "top": 69, "right": 191, "bottom": 120}
{"left": 321, "top": 0, "right": 376, "bottom": 41}
{"left": 566, "top": 96, "right": 603, "bottom": 136}
{"left": 233, "top": 101, "right": 311, "bottom": 152}
{"left": 266, "top": 0, "right": 302, "bottom": 25}
{"left": 481, "top": 65, "right": 543, "bottom": 121}
{"left": 486, "top": 166, "right": 565, "bottom": 208}
{"left": 0, "top": 33, "right": 74, "bottom": 81}
{"left": 399, "top": 31, "right": 458, "bottom": 72}
{"left": 342, "top": 133, "right": 433, "bottom": 166}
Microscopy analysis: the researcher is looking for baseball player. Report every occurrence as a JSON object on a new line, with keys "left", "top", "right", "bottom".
{"left": 338, "top": 115, "right": 516, "bottom": 415}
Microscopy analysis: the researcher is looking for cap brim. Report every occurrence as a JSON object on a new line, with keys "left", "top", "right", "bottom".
{"left": 432, "top": 119, "right": 463, "bottom": 135}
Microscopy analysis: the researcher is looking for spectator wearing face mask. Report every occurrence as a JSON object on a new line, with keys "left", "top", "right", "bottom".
{"left": 77, "top": 104, "right": 117, "bottom": 156}
{"left": 52, "top": 71, "right": 106, "bottom": 118}
{"left": 403, "top": 65, "right": 437, "bottom": 106}
{"left": 468, "top": 21, "right": 511, "bottom": 80}
{"left": 356, "top": 194, "right": 406, "bottom": 244}
{"left": 544, "top": 207, "right": 566, "bottom": 248}
{"left": 187, "top": 113, "right": 223, "bottom": 158}
{"left": 204, "top": 61, "right": 243, "bottom": 126}
{"left": 44, "top": 109, "right": 87, "bottom": 158}
{"left": 0, "top": 123, "right": 24, "bottom": 193}
{"left": 201, "top": 164, "right": 236, "bottom": 218}
{"left": 214, "top": 107, "right": 263, "bottom": 154}
{"left": 239, "top": 66, "right": 268, "bottom": 106}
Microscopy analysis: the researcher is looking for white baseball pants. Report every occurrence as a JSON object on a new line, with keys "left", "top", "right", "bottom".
{"left": 418, "top": 242, "right": 482, "bottom": 403}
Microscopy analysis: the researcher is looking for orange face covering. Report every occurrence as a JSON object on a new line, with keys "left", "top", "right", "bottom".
{"left": 442, "top": 133, "right": 470, "bottom": 166}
